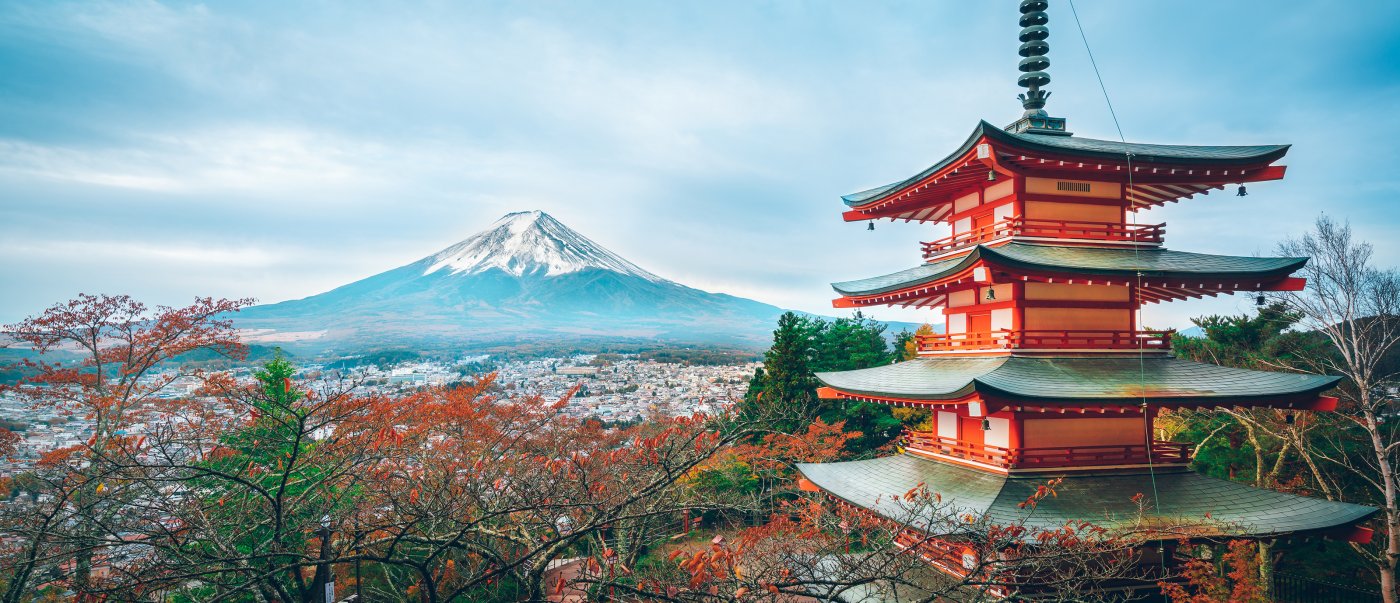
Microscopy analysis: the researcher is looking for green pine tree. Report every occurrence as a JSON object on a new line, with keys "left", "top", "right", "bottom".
{"left": 741, "top": 312, "right": 819, "bottom": 433}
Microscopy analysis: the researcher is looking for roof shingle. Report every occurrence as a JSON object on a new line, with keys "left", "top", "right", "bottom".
{"left": 815, "top": 356, "right": 1340, "bottom": 402}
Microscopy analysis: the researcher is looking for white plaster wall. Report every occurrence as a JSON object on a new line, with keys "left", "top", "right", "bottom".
{"left": 953, "top": 191, "right": 979, "bottom": 214}
{"left": 947, "top": 313, "right": 967, "bottom": 334}
{"left": 985, "top": 180, "right": 1014, "bottom": 202}
{"left": 991, "top": 308, "right": 1013, "bottom": 332}
{"left": 948, "top": 290, "right": 977, "bottom": 307}
{"left": 954, "top": 216, "right": 972, "bottom": 234}
{"left": 937, "top": 411, "right": 959, "bottom": 440}
{"left": 985, "top": 417, "right": 1010, "bottom": 448}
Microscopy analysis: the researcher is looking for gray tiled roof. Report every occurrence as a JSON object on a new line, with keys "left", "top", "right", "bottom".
{"left": 1004, "top": 129, "right": 1289, "bottom": 164}
{"left": 815, "top": 357, "right": 1007, "bottom": 399}
{"left": 816, "top": 356, "right": 1340, "bottom": 402}
{"left": 797, "top": 454, "right": 1377, "bottom": 539}
{"left": 831, "top": 243, "right": 1307, "bottom": 296}
{"left": 831, "top": 255, "right": 964, "bottom": 296}
{"left": 843, "top": 120, "right": 1289, "bottom": 207}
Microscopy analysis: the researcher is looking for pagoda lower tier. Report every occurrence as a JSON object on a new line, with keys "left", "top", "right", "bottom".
{"left": 797, "top": 455, "right": 1377, "bottom": 544}
{"left": 799, "top": 354, "right": 1379, "bottom": 590}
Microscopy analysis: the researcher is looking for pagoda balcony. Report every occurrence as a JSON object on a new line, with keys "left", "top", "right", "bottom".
{"left": 901, "top": 432, "right": 1192, "bottom": 470}
{"left": 915, "top": 329, "right": 1174, "bottom": 353}
{"left": 921, "top": 217, "right": 1165, "bottom": 258}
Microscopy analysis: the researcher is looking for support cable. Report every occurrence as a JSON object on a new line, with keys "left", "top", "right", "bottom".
{"left": 1066, "top": 0, "right": 1167, "bottom": 568}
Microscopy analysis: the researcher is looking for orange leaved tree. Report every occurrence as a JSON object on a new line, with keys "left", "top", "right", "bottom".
{"left": 0, "top": 294, "right": 250, "bottom": 601}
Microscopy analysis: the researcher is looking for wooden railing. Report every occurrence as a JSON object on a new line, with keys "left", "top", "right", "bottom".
{"left": 902, "top": 432, "right": 1191, "bottom": 469}
{"left": 1012, "top": 329, "right": 1173, "bottom": 350}
{"left": 921, "top": 217, "right": 1165, "bottom": 256}
{"left": 904, "top": 433, "right": 1014, "bottom": 466}
{"left": 921, "top": 220, "right": 1020, "bottom": 256}
{"left": 916, "top": 329, "right": 1173, "bottom": 353}
{"left": 914, "top": 331, "right": 1014, "bottom": 353}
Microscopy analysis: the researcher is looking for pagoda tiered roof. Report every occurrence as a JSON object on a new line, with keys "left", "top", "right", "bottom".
{"left": 797, "top": 454, "right": 1376, "bottom": 540}
{"left": 796, "top": 1, "right": 1377, "bottom": 579}
{"left": 816, "top": 356, "right": 1340, "bottom": 409}
{"left": 841, "top": 121, "right": 1289, "bottom": 221}
{"left": 832, "top": 242, "right": 1306, "bottom": 307}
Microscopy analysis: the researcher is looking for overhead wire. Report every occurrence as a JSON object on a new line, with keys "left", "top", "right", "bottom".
{"left": 1065, "top": 0, "right": 1167, "bottom": 568}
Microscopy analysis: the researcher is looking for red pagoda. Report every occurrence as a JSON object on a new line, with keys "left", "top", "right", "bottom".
{"left": 795, "top": 0, "right": 1378, "bottom": 597}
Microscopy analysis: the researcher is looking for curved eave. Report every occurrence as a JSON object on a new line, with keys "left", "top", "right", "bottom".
{"left": 980, "top": 244, "right": 1308, "bottom": 282}
{"left": 841, "top": 124, "right": 990, "bottom": 207}
{"left": 816, "top": 357, "right": 1343, "bottom": 406}
{"left": 842, "top": 120, "right": 1290, "bottom": 211}
{"left": 815, "top": 357, "right": 1008, "bottom": 402}
{"left": 797, "top": 455, "right": 1378, "bottom": 541}
{"left": 831, "top": 252, "right": 978, "bottom": 297}
{"left": 971, "top": 378, "right": 1343, "bottom": 409}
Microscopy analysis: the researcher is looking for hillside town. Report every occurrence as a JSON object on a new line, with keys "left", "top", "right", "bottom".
{"left": 0, "top": 353, "right": 757, "bottom": 476}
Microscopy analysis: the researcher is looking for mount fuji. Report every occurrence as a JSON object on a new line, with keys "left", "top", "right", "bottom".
{"left": 235, "top": 211, "right": 789, "bottom": 352}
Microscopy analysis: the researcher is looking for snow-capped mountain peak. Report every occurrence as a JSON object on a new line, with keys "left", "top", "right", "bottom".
{"left": 423, "top": 210, "right": 667, "bottom": 282}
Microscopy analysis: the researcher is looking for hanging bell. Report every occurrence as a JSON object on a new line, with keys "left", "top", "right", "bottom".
{"left": 1285, "top": 413, "right": 1296, "bottom": 425}
{"left": 867, "top": 221, "right": 875, "bottom": 231}
{"left": 1256, "top": 294, "right": 1266, "bottom": 307}
{"left": 981, "top": 417, "right": 991, "bottom": 431}
{"left": 1236, "top": 185, "right": 1248, "bottom": 197}
{"left": 987, "top": 169, "right": 998, "bottom": 182}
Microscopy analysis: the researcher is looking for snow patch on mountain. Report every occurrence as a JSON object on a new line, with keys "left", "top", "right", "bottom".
{"left": 423, "top": 210, "right": 667, "bottom": 282}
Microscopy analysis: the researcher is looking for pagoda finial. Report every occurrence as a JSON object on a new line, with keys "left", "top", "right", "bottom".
{"left": 1016, "top": 0, "right": 1051, "bottom": 117}
{"left": 1007, "top": 0, "right": 1068, "bottom": 135}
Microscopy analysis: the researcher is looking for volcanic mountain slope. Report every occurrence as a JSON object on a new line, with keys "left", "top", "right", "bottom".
{"left": 236, "top": 211, "right": 789, "bottom": 352}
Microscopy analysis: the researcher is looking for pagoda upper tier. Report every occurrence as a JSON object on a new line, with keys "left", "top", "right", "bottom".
{"left": 842, "top": 120, "right": 1288, "bottom": 223}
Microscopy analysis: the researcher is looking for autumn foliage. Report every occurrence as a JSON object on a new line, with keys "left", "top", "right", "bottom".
{"left": 1, "top": 295, "right": 1167, "bottom": 601}
{"left": 1159, "top": 539, "right": 1270, "bottom": 603}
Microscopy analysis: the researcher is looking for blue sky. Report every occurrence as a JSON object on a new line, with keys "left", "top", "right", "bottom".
{"left": 1, "top": 0, "right": 1397, "bottom": 330}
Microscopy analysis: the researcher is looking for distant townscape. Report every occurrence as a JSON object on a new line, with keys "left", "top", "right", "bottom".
{"left": 0, "top": 352, "right": 757, "bottom": 477}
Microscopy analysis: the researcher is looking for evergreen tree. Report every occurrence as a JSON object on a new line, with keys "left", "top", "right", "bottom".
{"left": 743, "top": 311, "right": 906, "bottom": 453}
{"left": 188, "top": 354, "right": 353, "bottom": 602}
{"left": 739, "top": 312, "right": 819, "bottom": 433}
{"left": 1172, "top": 302, "right": 1309, "bottom": 369}
{"left": 812, "top": 311, "right": 890, "bottom": 372}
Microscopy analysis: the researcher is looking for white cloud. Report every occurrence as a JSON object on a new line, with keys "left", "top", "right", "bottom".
{"left": 0, "top": 237, "right": 282, "bottom": 267}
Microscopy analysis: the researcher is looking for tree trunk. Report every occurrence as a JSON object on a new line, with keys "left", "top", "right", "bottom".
{"left": 1363, "top": 402, "right": 1400, "bottom": 603}
{"left": 1257, "top": 540, "right": 1275, "bottom": 600}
